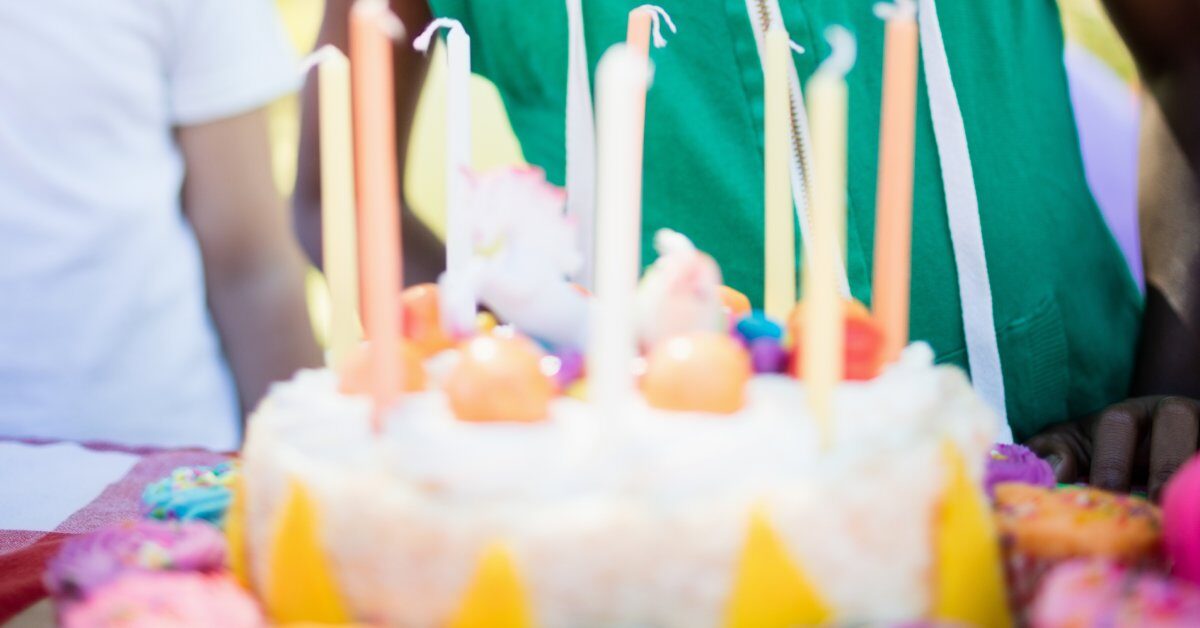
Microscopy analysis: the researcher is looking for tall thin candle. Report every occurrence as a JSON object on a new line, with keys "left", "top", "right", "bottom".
{"left": 413, "top": 19, "right": 474, "bottom": 332}
{"left": 588, "top": 45, "right": 652, "bottom": 412}
{"left": 872, "top": 0, "right": 919, "bottom": 364}
{"left": 317, "top": 46, "right": 362, "bottom": 370}
{"left": 350, "top": 0, "right": 405, "bottom": 431}
{"left": 804, "top": 28, "right": 855, "bottom": 446}
{"left": 763, "top": 27, "right": 795, "bottom": 322}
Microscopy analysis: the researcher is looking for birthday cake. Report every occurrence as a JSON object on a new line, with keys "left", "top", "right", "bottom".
{"left": 233, "top": 166, "right": 1010, "bottom": 625}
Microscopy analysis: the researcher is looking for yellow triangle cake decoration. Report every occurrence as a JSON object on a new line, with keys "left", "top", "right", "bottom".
{"left": 449, "top": 542, "right": 534, "bottom": 628}
{"left": 224, "top": 472, "right": 249, "bottom": 589}
{"left": 724, "top": 508, "right": 833, "bottom": 628}
{"left": 932, "top": 441, "right": 1012, "bottom": 628}
{"left": 265, "top": 479, "right": 351, "bottom": 624}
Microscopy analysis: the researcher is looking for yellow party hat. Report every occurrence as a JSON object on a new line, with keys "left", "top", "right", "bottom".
{"left": 449, "top": 542, "right": 534, "bottom": 628}
{"left": 931, "top": 441, "right": 1013, "bottom": 628}
{"left": 724, "top": 508, "right": 833, "bottom": 628}
{"left": 225, "top": 473, "right": 250, "bottom": 589}
{"left": 264, "top": 479, "right": 351, "bottom": 624}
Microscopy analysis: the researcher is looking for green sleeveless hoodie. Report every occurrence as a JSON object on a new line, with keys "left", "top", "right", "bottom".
{"left": 427, "top": 0, "right": 1142, "bottom": 440}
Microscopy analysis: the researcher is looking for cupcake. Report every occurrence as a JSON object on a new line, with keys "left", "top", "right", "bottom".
{"left": 45, "top": 520, "right": 226, "bottom": 602}
{"left": 993, "top": 484, "right": 1163, "bottom": 612}
{"left": 61, "top": 571, "right": 263, "bottom": 628}
{"left": 984, "top": 443, "right": 1056, "bottom": 499}
{"left": 142, "top": 462, "right": 238, "bottom": 526}
{"left": 1030, "top": 559, "right": 1200, "bottom": 627}
{"left": 1163, "top": 454, "right": 1200, "bottom": 586}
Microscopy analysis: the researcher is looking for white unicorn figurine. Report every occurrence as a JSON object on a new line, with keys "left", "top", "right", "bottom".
{"left": 635, "top": 229, "right": 727, "bottom": 348}
{"left": 439, "top": 167, "right": 588, "bottom": 349}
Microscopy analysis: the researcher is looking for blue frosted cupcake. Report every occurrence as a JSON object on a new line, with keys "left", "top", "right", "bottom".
{"left": 142, "top": 462, "right": 238, "bottom": 526}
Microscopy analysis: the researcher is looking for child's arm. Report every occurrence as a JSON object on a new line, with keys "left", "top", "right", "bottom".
{"left": 1027, "top": 100, "right": 1200, "bottom": 501}
{"left": 180, "top": 108, "right": 323, "bottom": 415}
{"left": 293, "top": 0, "right": 445, "bottom": 285}
{"left": 1101, "top": 0, "right": 1199, "bottom": 175}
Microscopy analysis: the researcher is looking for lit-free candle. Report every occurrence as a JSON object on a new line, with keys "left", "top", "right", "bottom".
{"left": 872, "top": 0, "right": 919, "bottom": 364}
{"left": 413, "top": 19, "right": 474, "bottom": 333}
{"left": 763, "top": 27, "right": 795, "bottom": 322}
{"left": 317, "top": 46, "right": 362, "bottom": 370}
{"left": 349, "top": 0, "right": 405, "bottom": 431}
{"left": 804, "top": 27, "right": 855, "bottom": 446}
{"left": 588, "top": 45, "right": 652, "bottom": 412}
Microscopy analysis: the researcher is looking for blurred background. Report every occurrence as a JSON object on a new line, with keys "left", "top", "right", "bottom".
{"left": 268, "top": 0, "right": 1137, "bottom": 341}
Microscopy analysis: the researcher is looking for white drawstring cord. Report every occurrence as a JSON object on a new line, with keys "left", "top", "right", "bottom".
{"left": 915, "top": 0, "right": 1011, "bottom": 440}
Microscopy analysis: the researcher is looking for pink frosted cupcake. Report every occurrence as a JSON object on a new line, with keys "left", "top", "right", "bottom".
{"left": 1030, "top": 559, "right": 1200, "bottom": 627}
{"left": 61, "top": 571, "right": 263, "bottom": 628}
{"left": 993, "top": 484, "right": 1163, "bottom": 612}
{"left": 45, "top": 519, "right": 226, "bottom": 602}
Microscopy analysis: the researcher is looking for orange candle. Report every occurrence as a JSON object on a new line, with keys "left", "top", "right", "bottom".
{"left": 872, "top": 0, "right": 919, "bottom": 364}
{"left": 350, "top": 0, "right": 404, "bottom": 431}
{"left": 626, "top": 8, "right": 652, "bottom": 58}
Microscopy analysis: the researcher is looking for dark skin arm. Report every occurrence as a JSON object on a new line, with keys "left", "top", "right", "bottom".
{"left": 294, "top": 0, "right": 444, "bottom": 285}
{"left": 1028, "top": 2, "right": 1200, "bottom": 500}
{"left": 180, "top": 109, "right": 323, "bottom": 416}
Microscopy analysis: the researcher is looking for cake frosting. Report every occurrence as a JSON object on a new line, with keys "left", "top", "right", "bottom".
{"left": 45, "top": 520, "right": 227, "bottom": 602}
{"left": 61, "top": 572, "right": 263, "bottom": 628}
{"left": 241, "top": 342, "right": 996, "bottom": 626}
{"left": 142, "top": 463, "right": 239, "bottom": 525}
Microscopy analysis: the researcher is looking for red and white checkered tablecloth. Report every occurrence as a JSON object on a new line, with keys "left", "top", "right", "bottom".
{"left": 0, "top": 440, "right": 229, "bottom": 624}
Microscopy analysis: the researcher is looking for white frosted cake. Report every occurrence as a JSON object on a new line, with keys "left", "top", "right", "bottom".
{"left": 240, "top": 342, "right": 997, "bottom": 626}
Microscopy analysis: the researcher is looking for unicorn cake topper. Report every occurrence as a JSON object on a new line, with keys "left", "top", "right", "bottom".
{"left": 438, "top": 167, "right": 588, "bottom": 349}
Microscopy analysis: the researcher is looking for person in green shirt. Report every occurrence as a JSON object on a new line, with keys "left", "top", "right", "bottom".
{"left": 294, "top": 0, "right": 1200, "bottom": 499}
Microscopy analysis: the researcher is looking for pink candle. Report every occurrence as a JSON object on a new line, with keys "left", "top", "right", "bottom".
{"left": 350, "top": 0, "right": 404, "bottom": 431}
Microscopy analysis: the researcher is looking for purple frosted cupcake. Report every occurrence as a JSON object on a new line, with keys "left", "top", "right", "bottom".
{"left": 44, "top": 519, "right": 226, "bottom": 602}
{"left": 985, "top": 443, "right": 1056, "bottom": 498}
{"left": 61, "top": 572, "right": 263, "bottom": 628}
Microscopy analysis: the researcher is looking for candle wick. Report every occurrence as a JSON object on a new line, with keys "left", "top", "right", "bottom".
{"left": 352, "top": 0, "right": 407, "bottom": 41}
{"left": 815, "top": 26, "right": 857, "bottom": 78}
{"left": 298, "top": 45, "right": 344, "bottom": 78}
{"left": 412, "top": 17, "right": 466, "bottom": 54}
{"left": 873, "top": 0, "right": 917, "bottom": 21}
{"left": 632, "top": 5, "right": 677, "bottom": 49}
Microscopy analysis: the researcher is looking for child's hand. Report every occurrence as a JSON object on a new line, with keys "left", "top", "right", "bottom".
{"left": 1026, "top": 396, "right": 1200, "bottom": 501}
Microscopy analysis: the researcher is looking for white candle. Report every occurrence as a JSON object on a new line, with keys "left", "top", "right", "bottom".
{"left": 413, "top": 19, "right": 474, "bottom": 332}
{"left": 804, "top": 27, "right": 855, "bottom": 446}
{"left": 588, "top": 45, "right": 652, "bottom": 411}
{"left": 316, "top": 46, "right": 362, "bottom": 370}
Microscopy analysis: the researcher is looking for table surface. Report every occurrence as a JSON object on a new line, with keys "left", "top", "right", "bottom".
{"left": 0, "top": 440, "right": 228, "bottom": 625}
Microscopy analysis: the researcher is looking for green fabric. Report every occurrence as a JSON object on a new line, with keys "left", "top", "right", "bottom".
{"left": 427, "top": 0, "right": 1142, "bottom": 440}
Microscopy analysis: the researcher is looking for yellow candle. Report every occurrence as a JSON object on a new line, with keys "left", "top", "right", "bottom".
{"left": 804, "top": 28, "right": 855, "bottom": 446}
{"left": 763, "top": 27, "right": 795, "bottom": 322}
{"left": 872, "top": 1, "right": 919, "bottom": 364}
{"left": 318, "top": 46, "right": 362, "bottom": 370}
{"left": 350, "top": 0, "right": 404, "bottom": 431}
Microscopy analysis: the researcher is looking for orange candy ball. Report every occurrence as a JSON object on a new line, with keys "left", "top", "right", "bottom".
{"left": 788, "top": 300, "right": 884, "bottom": 381}
{"left": 399, "top": 284, "right": 457, "bottom": 358}
{"left": 338, "top": 342, "right": 427, "bottom": 395}
{"left": 642, "top": 332, "right": 752, "bottom": 415}
{"left": 444, "top": 333, "right": 555, "bottom": 423}
{"left": 718, "top": 286, "right": 752, "bottom": 320}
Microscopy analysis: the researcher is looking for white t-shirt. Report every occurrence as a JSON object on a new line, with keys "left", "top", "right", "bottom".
{"left": 0, "top": 0, "right": 300, "bottom": 450}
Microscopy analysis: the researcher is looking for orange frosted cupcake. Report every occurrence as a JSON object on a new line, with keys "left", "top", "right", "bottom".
{"left": 993, "top": 484, "right": 1163, "bottom": 613}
